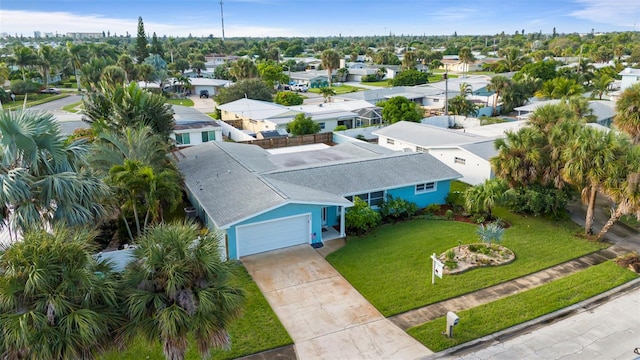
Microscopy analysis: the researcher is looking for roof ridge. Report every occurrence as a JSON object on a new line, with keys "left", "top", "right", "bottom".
{"left": 214, "top": 142, "right": 264, "bottom": 173}
{"left": 263, "top": 152, "right": 419, "bottom": 175}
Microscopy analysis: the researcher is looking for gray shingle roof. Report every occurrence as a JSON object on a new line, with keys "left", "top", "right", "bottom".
{"left": 264, "top": 152, "right": 461, "bottom": 196}
{"left": 459, "top": 140, "right": 499, "bottom": 161}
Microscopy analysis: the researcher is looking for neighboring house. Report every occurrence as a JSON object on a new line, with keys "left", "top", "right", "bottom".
{"left": 618, "top": 67, "right": 640, "bottom": 92}
{"left": 188, "top": 78, "right": 231, "bottom": 96}
{"left": 514, "top": 99, "right": 616, "bottom": 127}
{"left": 171, "top": 120, "right": 223, "bottom": 147}
{"left": 178, "top": 141, "right": 461, "bottom": 259}
{"left": 217, "top": 98, "right": 379, "bottom": 133}
{"left": 373, "top": 121, "right": 495, "bottom": 185}
{"left": 289, "top": 70, "right": 331, "bottom": 87}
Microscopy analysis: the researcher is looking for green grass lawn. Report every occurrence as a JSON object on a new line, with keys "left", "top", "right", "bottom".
{"left": 360, "top": 81, "right": 392, "bottom": 87}
{"left": 100, "top": 266, "right": 292, "bottom": 360}
{"left": 407, "top": 261, "right": 638, "bottom": 352}
{"left": 326, "top": 208, "right": 609, "bottom": 316}
{"left": 2, "top": 93, "right": 69, "bottom": 110}
{"left": 62, "top": 101, "right": 83, "bottom": 113}
{"left": 166, "top": 98, "right": 194, "bottom": 107}
{"left": 308, "top": 85, "right": 365, "bottom": 94}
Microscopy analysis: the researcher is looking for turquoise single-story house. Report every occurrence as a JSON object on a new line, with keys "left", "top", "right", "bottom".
{"left": 177, "top": 141, "right": 461, "bottom": 260}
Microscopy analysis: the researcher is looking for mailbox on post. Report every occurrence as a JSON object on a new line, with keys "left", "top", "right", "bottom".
{"left": 445, "top": 311, "right": 459, "bottom": 338}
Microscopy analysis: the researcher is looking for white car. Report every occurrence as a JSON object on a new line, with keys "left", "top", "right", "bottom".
{"left": 40, "top": 87, "right": 61, "bottom": 94}
{"left": 291, "top": 84, "right": 308, "bottom": 92}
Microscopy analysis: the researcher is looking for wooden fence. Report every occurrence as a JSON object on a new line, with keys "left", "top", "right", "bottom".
{"left": 239, "top": 132, "right": 333, "bottom": 149}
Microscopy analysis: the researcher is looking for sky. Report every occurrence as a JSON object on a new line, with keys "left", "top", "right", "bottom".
{"left": 1, "top": 0, "right": 639, "bottom": 38}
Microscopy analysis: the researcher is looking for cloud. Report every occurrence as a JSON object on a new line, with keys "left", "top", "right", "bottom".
{"left": 432, "top": 7, "right": 478, "bottom": 22}
{"left": 570, "top": 0, "right": 640, "bottom": 28}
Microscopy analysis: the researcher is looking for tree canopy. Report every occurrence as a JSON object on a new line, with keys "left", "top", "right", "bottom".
{"left": 213, "top": 78, "right": 274, "bottom": 105}
{"left": 286, "top": 113, "right": 321, "bottom": 135}
{"left": 377, "top": 96, "right": 425, "bottom": 124}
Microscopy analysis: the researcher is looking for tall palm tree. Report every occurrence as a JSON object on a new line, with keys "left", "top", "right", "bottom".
{"left": 37, "top": 45, "right": 58, "bottom": 89}
{"left": 117, "top": 54, "right": 136, "bottom": 83}
{"left": 487, "top": 75, "right": 510, "bottom": 116}
{"left": 492, "top": 127, "right": 545, "bottom": 188}
{"left": 0, "top": 110, "right": 111, "bottom": 239}
{"left": 562, "top": 127, "right": 622, "bottom": 234}
{"left": 67, "top": 42, "right": 87, "bottom": 91}
{"left": 401, "top": 51, "right": 417, "bottom": 71}
{"left": 591, "top": 74, "right": 613, "bottom": 100}
{"left": 597, "top": 144, "right": 640, "bottom": 240}
{"left": 12, "top": 46, "right": 37, "bottom": 81}
{"left": 321, "top": 49, "right": 340, "bottom": 87}
{"left": 458, "top": 47, "right": 475, "bottom": 79}
{"left": 0, "top": 226, "right": 123, "bottom": 359}
{"left": 614, "top": 82, "right": 640, "bottom": 144}
{"left": 121, "top": 222, "right": 245, "bottom": 360}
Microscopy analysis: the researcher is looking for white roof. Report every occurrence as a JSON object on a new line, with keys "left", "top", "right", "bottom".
{"left": 463, "top": 120, "right": 529, "bottom": 137}
{"left": 619, "top": 68, "right": 640, "bottom": 76}
{"left": 189, "top": 78, "right": 231, "bottom": 86}
{"left": 289, "top": 100, "right": 377, "bottom": 114}
{"left": 373, "top": 121, "right": 488, "bottom": 147}
{"left": 218, "top": 98, "right": 299, "bottom": 120}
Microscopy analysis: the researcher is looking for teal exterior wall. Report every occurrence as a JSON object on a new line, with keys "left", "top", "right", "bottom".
{"left": 226, "top": 203, "right": 325, "bottom": 260}
{"left": 386, "top": 180, "right": 452, "bottom": 208}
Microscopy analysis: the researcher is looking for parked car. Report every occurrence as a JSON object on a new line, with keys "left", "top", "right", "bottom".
{"left": 199, "top": 89, "right": 209, "bottom": 98}
{"left": 290, "top": 84, "right": 308, "bottom": 92}
{"left": 40, "top": 87, "right": 61, "bottom": 94}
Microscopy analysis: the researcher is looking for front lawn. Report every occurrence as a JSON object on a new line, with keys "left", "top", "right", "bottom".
{"left": 360, "top": 81, "right": 392, "bottom": 87}
{"left": 407, "top": 260, "right": 638, "bottom": 351}
{"left": 101, "top": 266, "right": 292, "bottom": 360}
{"left": 2, "top": 93, "right": 69, "bottom": 110}
{"left": 326, "top": 208, "right": 608, "bottom": 316}
{"left": 166, "top": 98, "right": 194, "bottom": 107}
{"left": 308, "top": 85, "right": 365, "bottom": 94}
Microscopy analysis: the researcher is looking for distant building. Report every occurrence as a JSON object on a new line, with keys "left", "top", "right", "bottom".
{"left": 66, "top": 32, "right": 103, "bottom": 39}
{"left": 33, "top": 31, "right": 42, "bottom": 38}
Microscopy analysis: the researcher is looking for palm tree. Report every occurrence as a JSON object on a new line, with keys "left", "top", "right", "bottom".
{"left": 121, "top": 222, "right": 245, "bottom": 360}
{"left": 66, "top": 42, "right": 87, "bottom": 91}
{"left": 597, "top": 144, "right": 640, "bottom": 240}
{"left": 401, "top": 51, "right": 417, "bottom": 71}
{"left": 430, "top": 59, "right": 443, "bottom": 72}
{"left": 459, "top": 82, "right": 473, "bottom": 97}
{"left": 464, "top": 178, "right": 507, "bottom": 218}
{"left": 319, "top": 87, "right": 336, "bottom": 103}
{"left": 12, "top": 46, "right": 37, "bottom": 81}
{"left": 80, "top": 57, "right": 108, "bottom": 92}
{"left": 100, "top": 65, "right": 127, "bottom": 88}
{"left": 0, "top": 226, "right": 123, "bottom": 359}
{"left": 535, "top": 77, "right": 584, "bottom": 99}
{"left": 591, "top": 74, "right": 613, "bottom": 100}
{"left": 458, "top": 47, "right": 475, "bottom": 79}
{"left": 230, "top": 58, "right": 258, "bottom": 80}
{"left": 487, "top": 75, "right": 510, "bottom": 116}
{"left": 321, "top": 49, "right": 340, "bottom": 87}
{"left": 37, "top": 45, "right": 58, "bottom": 89}
{"left": 614, "top": 82, "right": 640, "bottom": 144}
{"left": 497, "top": 47, "right": 525, "bottom": 72}
{"left": 0, "top": 110, "right": 111, "bottom": 239}
{"left": 562, "top": 127, "right": 622, "bottom": 234}
{"left": 135, "top": 63, "right": 156, "bottom": 87}
{"left": 117, "top": 54, "right": 136, "bottom": 83}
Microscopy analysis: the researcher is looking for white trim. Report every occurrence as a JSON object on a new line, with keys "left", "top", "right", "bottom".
{"left": 415, "top": 182, "right": 437, "bottom": 194}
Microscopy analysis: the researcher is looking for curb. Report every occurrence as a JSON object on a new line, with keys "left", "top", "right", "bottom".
{"left": 424, "top": 277, "right": 640, "bottom": 359}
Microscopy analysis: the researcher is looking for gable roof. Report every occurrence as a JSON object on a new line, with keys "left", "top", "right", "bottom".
{"left": 372, "top": 121, "right": 486, "bottom": 147}
{"left": 459, "top": 140, "right": 499, "bottom": 161}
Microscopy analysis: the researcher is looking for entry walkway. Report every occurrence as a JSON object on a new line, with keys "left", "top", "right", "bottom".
{"left": 242, "top": 245, "right": 431, "bottom": 360}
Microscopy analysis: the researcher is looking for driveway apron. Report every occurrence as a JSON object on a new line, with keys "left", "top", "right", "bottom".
{"left": 242, "top": 245, "right": 432, "bottom": 359}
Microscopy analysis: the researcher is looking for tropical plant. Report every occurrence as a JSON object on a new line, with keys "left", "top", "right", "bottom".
{"left": 286, "top": 113, "right": 320, "bottom": 135}
{"left": 535, "top": 77, "right": 584, "bottom": 99}
{"left": 476, "top": 222, "right": 505, "bottom": 244}
{"left": 487, "top": 75, "right": 510, "bottom": 116}
{"left": 448, "top": 94, "right": 478, "bottom": 117}
{"left": 121, "top": 222, "right": 245, "bottom": 360}
{"left": 213, "top": 78, "right": 274, "bottom": 105}
{"left": 390, "top": 69, "right": 428, "bottom": 86}
{"left": 401, "top": 51, "right": 417, "bottom": 71}
{"left": 345, "top": 197, "right": 381, "bottom": 235}
{"left": 378, "top": 195, "right": 419, "bottom": 222}
{"left": 0, "top": 226, "right": 123, "bottom": 360}
{"left": 37, "top": 45, "right": 58, "bottom": 89}
{"left": 0, "top": 110, "right": 111, "bottom": 239}
{"left": 321, "top": 49, "right": 340, "bottom": 87}
{"left": 274, "top": 91, "right": 303, "bottom": 106}
{"left": 230, "top": 58, "right": 258, "bottom": 80}
{"left": 82, "top": 82, "right": 175, "bottom": 139}
{"left": 100, "top": 65, "right": 127, "bottom": 88}
{"left": 458, "top": 47, "right": 475, "bottom": 78}
{"left": 614, "top": 82, "right": 640, "bottom": 144}
{"left": 464, "top": 179, "right": 507, "bottom": 218}
{"left": 318, "top": 87, "right": 336, "bottom": 103}
{"left": 117, "top": 54, "right": 136, "bottom": 83}
{"left": 12, "top": 46, "right": 37, "bottom": 81}
{"left": 591, "top": 74, "right": 613, "bottom": 100}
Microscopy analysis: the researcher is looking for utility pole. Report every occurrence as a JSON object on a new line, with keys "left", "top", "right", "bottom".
{"left": 220, "top": 0, "right": 226, "bottom": 41}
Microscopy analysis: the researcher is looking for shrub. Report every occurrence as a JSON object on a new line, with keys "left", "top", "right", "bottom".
{"left": 445, "top": 191, "right": 465, "bottom": 209}
{"left": 446, "top": 250, "right": 456, "bottom": 260}
{"left": 10, "top": 80, "right": 40, "bottom": 95}
{"left": 345, "top": 197, "right": 381, "bottom": 235}
{"left": 476, "top": 222, "right": 505, "bottom": 245}
{"left": 504, "top": 185, "right": 569, "bottom": 219}
{"left": 390, "top": 69, "right": 429, "bottom": 86}
{"left": 424, "top": 204, "right": 441, "bottom": 214}
{"left": 361, "top": 74, "right": 380, "bottom": 82}
{"left": 445, "top": 209, "right": 454, "bottom": 220}
{"left": 445, "top": 260, "right": 458, "bottom": 269}
{"left": 334, "top": 125, "right": 348, "bottom": 131}
{"left": 274, "top": 91, "right": 303, "bottom": 106}
{"left": 379, "top": 195, "right": 419, "bottom": 222}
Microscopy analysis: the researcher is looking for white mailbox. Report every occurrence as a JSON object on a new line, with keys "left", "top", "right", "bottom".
{"left": 445, "top": 311, "right": 459, "bottom": 337}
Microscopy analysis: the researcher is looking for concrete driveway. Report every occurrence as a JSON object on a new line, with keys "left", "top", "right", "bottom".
{"left": 242, "top": 245, "right": 431, "bottom": 359}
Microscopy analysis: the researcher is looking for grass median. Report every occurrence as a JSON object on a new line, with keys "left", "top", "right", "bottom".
{"left": 407, "top": 260, "right": 638, "bottom": 352}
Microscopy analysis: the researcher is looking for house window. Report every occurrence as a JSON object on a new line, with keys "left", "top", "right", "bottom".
{"left": 345, "top": 190, "right": 385, "bottom": 207}
{"left": 433, "top": 99, "right": 439, "bottom": 102}
{"left": 387, "top": 138, "right": 395, "bottom": 145}
{"left": 415, "top": 182, "right": 436, "bottom": 194}
{"left": 201, "top": 131, "right": 216, "bottom": 142}
{"left": 175, "top": 133, "right": 191, "bottom": 145}
{"left": 416, "top": 146, "right": 428, "bottom": 153}
{"left": 318, "top": 122, "right": 326, "bottom": 130}
{"left": 454, "top": 157, "right": 466, "bottom": 165}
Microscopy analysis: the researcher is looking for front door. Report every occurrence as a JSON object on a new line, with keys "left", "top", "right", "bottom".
{"left": 321, "top": 207, "right": 328, "bottom": 227}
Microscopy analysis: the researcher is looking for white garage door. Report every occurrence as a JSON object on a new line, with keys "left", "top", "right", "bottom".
{"left": 236, "top": 214, "right": 310, "bottom": 257}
